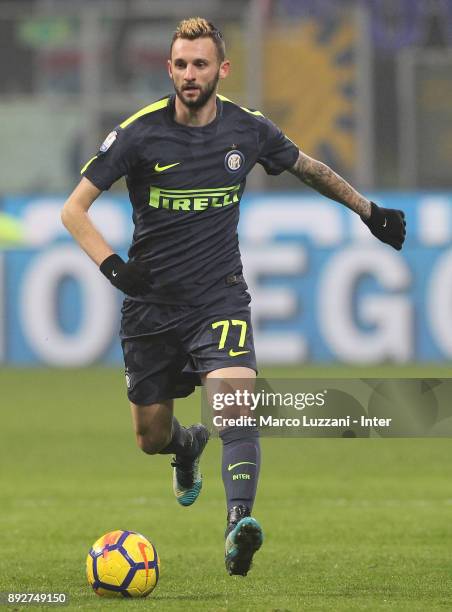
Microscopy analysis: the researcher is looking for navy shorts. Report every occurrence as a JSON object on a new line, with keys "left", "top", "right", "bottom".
{"left": 120, "top": 287, "right": 257, "bottom": 405}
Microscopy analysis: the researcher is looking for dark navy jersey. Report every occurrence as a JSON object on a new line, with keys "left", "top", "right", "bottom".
{"left": 82, "top": 94, "right": 299, "bottom": 304}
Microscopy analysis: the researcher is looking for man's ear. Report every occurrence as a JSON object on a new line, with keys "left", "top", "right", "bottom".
{"left": 167, "top": 59, "right": 173, "bottom": 79}
{"left": 219, "top": 59, "right": 231, "bottom": 80}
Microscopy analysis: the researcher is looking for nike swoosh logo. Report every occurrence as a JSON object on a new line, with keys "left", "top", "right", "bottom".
{"left": 154, "top": 162, "right": 181, "bottom": 172}
{"left": 112, "top": 271, "right": 117, "bottom": 277}
{"left": 383, "top": 218, "right": 387, "bottom": 228}
{"left": 228, "top": 461, "right": 256, "bottom": 471}
{"left": 228, "top": 349, "right": 250, "bottom": 357}
{"left": 137, "top": 542, "right": 150, "bottom": 582}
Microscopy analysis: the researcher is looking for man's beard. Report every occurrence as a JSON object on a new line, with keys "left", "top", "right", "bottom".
{"left": 174, "top": 71, "right": 220, "bottom": 109}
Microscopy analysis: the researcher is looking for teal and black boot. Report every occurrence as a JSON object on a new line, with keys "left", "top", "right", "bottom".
{"left": 171, "top": 424, "right": 209, "bottom": 507}
{"left": 224, "top": 505, "right": 263, "bottom": 576}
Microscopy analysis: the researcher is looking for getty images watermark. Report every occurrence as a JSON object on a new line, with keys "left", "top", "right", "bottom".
{"left": 210, "top": 388, "right": 390, "bottom": 430}
{"left": 201, "top": 379, "right": 452, "bottom": 438}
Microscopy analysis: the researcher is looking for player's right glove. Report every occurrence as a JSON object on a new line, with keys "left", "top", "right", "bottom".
{"left": 100, "top": 254, "right": 151, "bottom": 297}
{"left": 361, "top": 202, "right": 406, "bottom": 251}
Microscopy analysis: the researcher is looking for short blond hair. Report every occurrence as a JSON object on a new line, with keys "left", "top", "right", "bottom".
{"left": 171, "top": 17, "right": 226, "bottom": 62}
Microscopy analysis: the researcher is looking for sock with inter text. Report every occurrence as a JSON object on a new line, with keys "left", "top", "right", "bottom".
{"left": 158, "top": 417, "right": 196, "bottom": 457}
{"left": 220, "top": 426, "right": 261, "bottom": 518}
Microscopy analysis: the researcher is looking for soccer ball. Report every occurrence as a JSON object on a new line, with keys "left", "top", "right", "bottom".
{"left": 86, "top": 530, "right": 160, "bottom": 598}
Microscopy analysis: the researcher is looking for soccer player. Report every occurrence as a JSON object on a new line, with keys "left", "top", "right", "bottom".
{"left": 61, "top": 17, "right": 406, "bottom": 576}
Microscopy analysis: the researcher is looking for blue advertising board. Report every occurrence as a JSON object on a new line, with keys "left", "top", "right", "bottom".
{"left": 1, "top": 192, "right": 451, "bottom": 365}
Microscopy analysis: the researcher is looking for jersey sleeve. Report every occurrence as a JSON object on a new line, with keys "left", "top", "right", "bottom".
{"left": 81, "top": 126, "right": 137, "bottom": 191}
{"left": 257, "top": 118, "right": 299, "bottom": 175}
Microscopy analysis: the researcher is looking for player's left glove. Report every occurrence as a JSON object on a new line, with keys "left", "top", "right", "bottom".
{"left": 361, "top": 202, "right": 406, "bottom": 251}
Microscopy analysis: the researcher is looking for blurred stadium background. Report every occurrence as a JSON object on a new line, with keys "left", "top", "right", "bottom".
{"left": 1, "top": 0, "right": 452, "bottom": 368}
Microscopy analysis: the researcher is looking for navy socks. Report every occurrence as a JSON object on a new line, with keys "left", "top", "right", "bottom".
{"left": 159, "top": 417, "right": 194, "bottom": 456}
{"left": 220, "top": 427, "right": 260, "bottom": 512}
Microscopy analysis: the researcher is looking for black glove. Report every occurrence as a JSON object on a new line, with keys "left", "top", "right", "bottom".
{"left": 361, "top": 202, "right": 406, "bottom": 251}
{"left": 100, "top": 254, "right": 151, "bottom": 297}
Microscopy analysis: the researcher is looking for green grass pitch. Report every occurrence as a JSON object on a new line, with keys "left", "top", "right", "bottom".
{"left": 1, "top": 365, "right": 452, "bottom": 611}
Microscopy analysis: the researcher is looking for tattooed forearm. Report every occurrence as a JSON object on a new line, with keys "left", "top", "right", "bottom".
{"left": 289, "top": 150, "right": 371, "bottom": 218}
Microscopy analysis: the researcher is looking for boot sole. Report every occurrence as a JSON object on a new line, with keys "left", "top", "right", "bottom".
{"left": 226, "top": 518, "right": 263, "bottom": 576}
